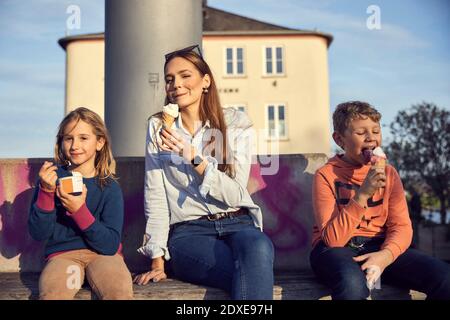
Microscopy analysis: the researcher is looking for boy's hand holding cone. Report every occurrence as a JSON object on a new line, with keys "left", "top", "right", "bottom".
{"left": 361, "top": 147, "right": 387, "bottom": 198}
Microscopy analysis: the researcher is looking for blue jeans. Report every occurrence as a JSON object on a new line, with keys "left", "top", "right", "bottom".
{"left": 310, "top": 237, "right": 450, "bottom": 300}
{"left": 167, "top": 214, "right": 274, "bottom": 300}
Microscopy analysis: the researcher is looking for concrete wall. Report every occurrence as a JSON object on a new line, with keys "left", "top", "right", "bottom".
{"left": 0, "top": 154, "right": 327, "bottom": 272}
{"left": 1, "top": 156, "right": 449, "bottom": 273}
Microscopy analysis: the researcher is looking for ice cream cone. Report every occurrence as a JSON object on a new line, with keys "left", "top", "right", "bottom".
{"left": 372, "top": 158, "right": 386, "bottom": 170}
{"left": 162, "top": 112, "right": 176, "bottom": 129}
{"left": 162, "top": 103, "right": 179, "bottom": 129}
{"left": 371, "top": 147, "right": 387, "bottom": 197}
{"left": 371, "top": 147, "right": 387, "bottom": 170}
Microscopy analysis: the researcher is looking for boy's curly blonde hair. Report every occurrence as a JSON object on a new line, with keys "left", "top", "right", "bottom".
{"left": 333, "top": 101, "right": 382, "bottom": 134}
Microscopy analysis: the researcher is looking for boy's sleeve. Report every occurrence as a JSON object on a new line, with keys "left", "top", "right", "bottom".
{"left": 380, "top": 167, "right": 413, "bottom": 261}
{"left": 28, "top": 184, "right": 57, "bottom": 241}
{"left": 313, "top": 171, "right": 366, "bottom": 247}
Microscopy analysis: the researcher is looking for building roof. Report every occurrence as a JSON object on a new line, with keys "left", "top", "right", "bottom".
{"left": 58, "top": 5, "right": 333, "bottom": 50}
{"left": 58, "top": 33, "right": 104, "bottom": 50}
{"left": 203, "top": 6, "right": 293, "bottom": 31}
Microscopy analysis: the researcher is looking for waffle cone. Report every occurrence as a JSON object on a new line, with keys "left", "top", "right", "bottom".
{"left": 162, "top": 112, "right": 175, "bottom": 128}
{"left": 372, "top": 158, "right": 386, "bottom": 170}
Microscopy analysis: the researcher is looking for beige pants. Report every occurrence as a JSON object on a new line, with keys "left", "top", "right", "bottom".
{"left": 39, "top": 249, "right": 133, "bottom": 300}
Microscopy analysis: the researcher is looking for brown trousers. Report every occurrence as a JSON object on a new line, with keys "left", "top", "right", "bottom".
{"left": 39, "top": 249, "right": 133, "bottom": 300}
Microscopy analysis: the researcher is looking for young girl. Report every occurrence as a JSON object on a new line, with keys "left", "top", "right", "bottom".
{"left": 28, "top": 107, "right": 133, "bottom": 300}
{"left": 133, "top": 46, "right": 274, "bottom": 300}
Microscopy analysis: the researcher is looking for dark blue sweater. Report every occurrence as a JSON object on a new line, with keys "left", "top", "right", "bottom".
{"left": 28, "top": 166, "right": 124, "bottom": 256}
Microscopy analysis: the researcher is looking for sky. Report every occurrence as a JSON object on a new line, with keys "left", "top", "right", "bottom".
{"left": 0, "top": 0, "right": 449, "bottom": 158}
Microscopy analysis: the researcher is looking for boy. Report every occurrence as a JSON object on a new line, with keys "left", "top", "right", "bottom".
{"left": 310, "top": 101, "right": 450, "bottom": 300}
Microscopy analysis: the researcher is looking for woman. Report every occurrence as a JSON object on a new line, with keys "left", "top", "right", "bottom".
{"left": 133, "top": 45, "right": 274, "bottom": 300}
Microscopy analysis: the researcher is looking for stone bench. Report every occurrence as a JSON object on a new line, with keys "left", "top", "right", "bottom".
{"left": 0, "top": 271, "right": 425, "bottom": 300}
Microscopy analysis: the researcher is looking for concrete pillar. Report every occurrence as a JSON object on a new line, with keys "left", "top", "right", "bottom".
{"left": 105, "top": 0, "right": 203, "bottom": 156}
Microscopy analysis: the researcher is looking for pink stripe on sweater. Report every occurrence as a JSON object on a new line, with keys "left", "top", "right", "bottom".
{"left": 68, "top": 203, "right": 95, "bottom": 231}
{"left": 36, "top": 188, "right": 55, "bottom": 212}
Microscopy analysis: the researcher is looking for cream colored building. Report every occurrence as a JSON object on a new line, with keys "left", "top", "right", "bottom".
{"left": 61, "top": 34, "right": 105, "bottom": 119}
{"left": 58, "top": 6, "right": 332, "bottom": 154}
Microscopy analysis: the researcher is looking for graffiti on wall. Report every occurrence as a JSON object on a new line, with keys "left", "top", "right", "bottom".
{"left": 1, "top": 158, "right": 316, "bottom": 272}
{"left": 0, "top": 162, "right": 44, "bottom": 271}
{"left": 249, "top": 161, "right": 311, "bottom": 253}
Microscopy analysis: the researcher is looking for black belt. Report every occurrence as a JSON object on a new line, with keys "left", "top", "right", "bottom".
{"left": 200, "top": 208, "right": 249, "bottom": 221}
{"left": 346, "top": 236, "right": 385, "bottom": 249}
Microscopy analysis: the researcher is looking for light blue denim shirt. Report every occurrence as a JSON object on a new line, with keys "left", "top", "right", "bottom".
{"left": 137, "top": 108, "right": 263, "bottom": 260}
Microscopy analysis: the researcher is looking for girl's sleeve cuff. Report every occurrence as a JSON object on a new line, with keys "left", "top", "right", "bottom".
{"left": 68, "top": 203, "right": 96, "bottom": 231}
{"left": 36, "top": 188, "right": 56, "bottom": 212}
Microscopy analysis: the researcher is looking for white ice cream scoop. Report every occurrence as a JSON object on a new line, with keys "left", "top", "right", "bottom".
{"left": 372, "top": 146, "right": 387, "bottom": 159}
{"left": 162, "top": 103, "right": 179, "bottom": 118}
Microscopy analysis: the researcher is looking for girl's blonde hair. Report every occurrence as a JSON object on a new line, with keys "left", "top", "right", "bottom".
{"left": 162, "top": 50, "right": 235, "bottom": 177}
{"left": 54, "top": 107, "right": 116, "bottom": 187}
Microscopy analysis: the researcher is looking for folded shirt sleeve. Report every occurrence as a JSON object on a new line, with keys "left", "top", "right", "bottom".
{"left": 198, "top": 124, "right": 255, "bottom": 208}
{"left": 137, "top": 118, "right": 171, "bottom": 260}
{"left": 198, "top": 156, "right": 219, "bottom": 198}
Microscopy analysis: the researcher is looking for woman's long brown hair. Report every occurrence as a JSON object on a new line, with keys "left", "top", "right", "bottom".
{"left": 163, "top": 51, "right": 235, "bottom": 177}
{"left": 54, "top": 107, "right": 116, "bottom": 188}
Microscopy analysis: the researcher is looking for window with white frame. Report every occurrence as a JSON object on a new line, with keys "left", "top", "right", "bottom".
{"left": 264, "top": 46, "right": 284, "bottom": 75}
{"left": 266, "top": 104, "right": 287, "bottom": 139}
{"left": 225, "top": 47, "right": 245, "bottom": 76}
{"left": 224, "top": 104, "right": 246, "bottom": 113}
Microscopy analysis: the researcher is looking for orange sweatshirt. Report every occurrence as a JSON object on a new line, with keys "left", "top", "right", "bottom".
{"left": 312, "top": 155, "right": 413, "bottom": 261}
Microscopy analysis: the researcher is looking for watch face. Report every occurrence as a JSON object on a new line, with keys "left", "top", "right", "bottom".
{"left": 193, "top": 155, "right": 203, "bottom": 166}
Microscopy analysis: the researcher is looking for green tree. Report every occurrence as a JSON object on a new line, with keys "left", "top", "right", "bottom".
{"left": 386, "top": 102, "right": 450, "bottom": 224}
